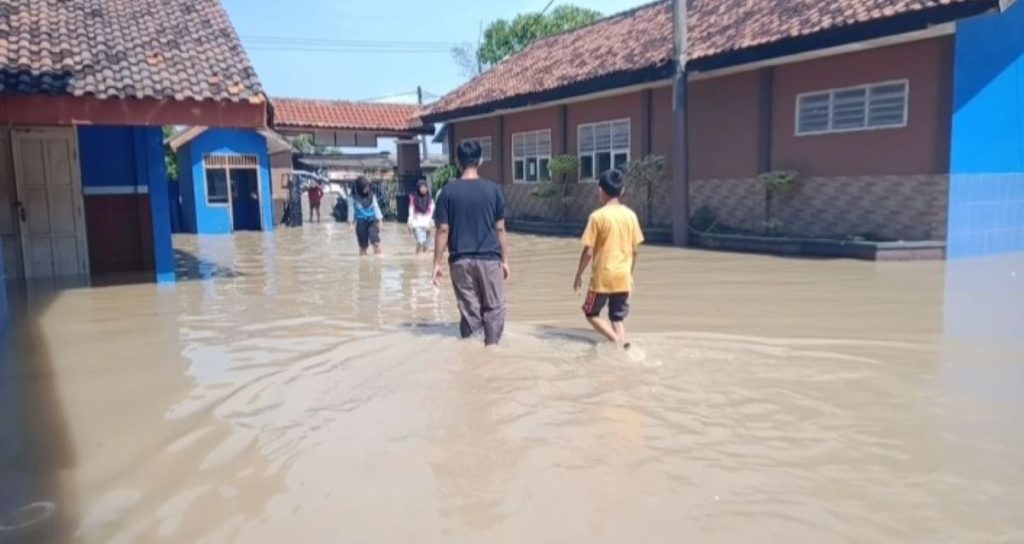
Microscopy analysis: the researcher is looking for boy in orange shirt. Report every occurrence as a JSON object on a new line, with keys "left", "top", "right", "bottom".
{"left": 573, "top": 169, "right": 645, "bottom": 348}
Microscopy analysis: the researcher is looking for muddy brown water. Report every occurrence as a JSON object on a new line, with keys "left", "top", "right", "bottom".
{"left": 1, "top": 224, "right": 1022, "bottom": 543}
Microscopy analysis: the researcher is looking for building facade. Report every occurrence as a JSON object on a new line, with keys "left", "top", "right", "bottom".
{"left": 169, "top": 128, "right": 280, "bottom": 235}
{"left": 425, "top": 0, "right": 1024, "bottom": 257}
{"left": 0, "top": 0, "right": 267, "bottom": 284}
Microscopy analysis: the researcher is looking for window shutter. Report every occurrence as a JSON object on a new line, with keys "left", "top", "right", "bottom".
{"left": 538, "top": 130, "right": 551, "bottom": 155}
{"left": 831, "top": 88, "right": 868, "bottom": 130}
{"left": 525, "top": 131, "right": 537, "bottom": 158}
{"left": 595, "top": 122, "right": 612, "bottom": 152}
{"left": 480, "top": 138, "right": 492, "bottom": 160}
{"left": 512, "top": 134, "right": 525, "bottom": 158}
{"left": 797, "top": 93, "right": 830, "bottom": 134}
{"left": 868, "top": 82, "right": 907, "bottom": 128}
{"left": 611, "top": 120, "right": 630, "bottom": 151}
{"left": 580, "top": 125, "right": 595, "bottom": 154}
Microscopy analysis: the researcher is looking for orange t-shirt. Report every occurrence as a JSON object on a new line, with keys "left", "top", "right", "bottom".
{"left": 581, "top": 203, "right": 644, "bottom": 293}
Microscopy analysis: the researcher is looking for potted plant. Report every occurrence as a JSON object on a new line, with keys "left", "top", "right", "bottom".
{"left": 758, "top": 170, "right": 798, "bottom": 236}
{"left": 532, "top": 154, "right": 579, "bottom": 220}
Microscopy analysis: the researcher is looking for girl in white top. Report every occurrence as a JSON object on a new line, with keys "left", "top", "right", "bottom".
{"left": 407, "top": 179, "right": 435, "bottom": 255}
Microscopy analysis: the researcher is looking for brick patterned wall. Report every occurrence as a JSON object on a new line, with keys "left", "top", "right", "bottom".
{"left": 690, "top": 178, "right": 766, "bottom": 232}
{"left": 691, "top": 175, "right": 949, "bottom": 241}
{"left": 503, "top": 181, "right": 672, "bottom": 228}
{"left": 85, "top": 194, "right": 154, "bottom": 274}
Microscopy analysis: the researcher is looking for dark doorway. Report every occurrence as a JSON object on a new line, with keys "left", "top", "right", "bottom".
{"left": 230, "top": 168, "right": 261, "bottom": 231}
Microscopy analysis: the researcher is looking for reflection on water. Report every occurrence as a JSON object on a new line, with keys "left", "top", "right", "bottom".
{"left": 2, "top": 223, "right": 1023, "bottom": 543}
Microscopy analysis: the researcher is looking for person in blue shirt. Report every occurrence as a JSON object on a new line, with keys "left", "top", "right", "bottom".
{"left": 348, "top": 176, "right": 384, "bottom": 256}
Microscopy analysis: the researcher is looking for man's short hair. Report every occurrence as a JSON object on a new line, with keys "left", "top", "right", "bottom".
{"left": 598, "top": 169, "right": 625, "bottom": 198}
{"left": 456, "top": 140, "right": 482, "bottom": 168}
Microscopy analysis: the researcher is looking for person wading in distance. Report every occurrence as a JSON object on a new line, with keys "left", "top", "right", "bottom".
{"left": 432, "top": 140, "right": 510, "bottom": 346}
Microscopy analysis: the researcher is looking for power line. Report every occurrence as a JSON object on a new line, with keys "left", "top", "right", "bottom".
{"left": 240, "top": 35, "right": 459, "bottom": 49}
{"left": 245, "top": 46, "right": 453, "bottom": 54}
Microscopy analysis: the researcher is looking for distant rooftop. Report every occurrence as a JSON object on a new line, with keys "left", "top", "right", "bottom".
{"left": 271, "top": 97, "right": 433, "bottom": 134}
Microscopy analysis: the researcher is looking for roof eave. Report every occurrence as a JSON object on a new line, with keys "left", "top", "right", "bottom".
{"left": 689, "top": 0, "right": 1000, "bottom": 72}
{"left": 421, "top": 62, "right": 674, "bottom": 124}
{"left": 273, "top": 123, "right": 435, "bottom": 136}
{"left": 424, "top": 0, "right": 1001, "bottom": 124}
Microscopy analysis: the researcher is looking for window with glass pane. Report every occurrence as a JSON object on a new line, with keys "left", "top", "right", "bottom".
{"left": 797, "top": 81, "right": 908, "bottom": 135}
{"left": 580, "top": 155, "right": 594, "bottom": 179}
{"left": 511, "top": 129, "right": 551, "bottom": 183}
{"left": 206, "top": 168, "right": 229, "bottom": 204}
{"left": 578, "top": 119, "right": 630, "bottom": 181}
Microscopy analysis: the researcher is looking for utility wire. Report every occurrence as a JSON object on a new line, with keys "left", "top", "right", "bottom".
{"left": 240, "top": 35, "right": 459, "bottom": 51}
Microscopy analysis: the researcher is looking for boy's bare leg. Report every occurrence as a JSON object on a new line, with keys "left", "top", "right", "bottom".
{"left": 373, "top": 243, "right": 382, "bottom": 256}
{"left": 612, "top": 321, "right": 627, "bottom": 347}
{"left": 586, "top": 316, "right": 620, "bottom": 344}
{"left": 359, "top": 248, "right": 368, "bottom": 256}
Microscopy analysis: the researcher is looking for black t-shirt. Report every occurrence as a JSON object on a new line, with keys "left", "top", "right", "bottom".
{"left": 433, "top": 178, "right": 505, "bottom": 263}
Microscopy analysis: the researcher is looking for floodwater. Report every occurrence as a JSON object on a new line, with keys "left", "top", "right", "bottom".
{"left": 2, "top": 223, "right": 1023, "bottom": 543}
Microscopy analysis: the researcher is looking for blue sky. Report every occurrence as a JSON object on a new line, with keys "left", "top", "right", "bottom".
{"left": 222, "top": 0, "right": 652, "bottom": 103}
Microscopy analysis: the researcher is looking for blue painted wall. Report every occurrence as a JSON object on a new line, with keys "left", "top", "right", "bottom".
{"left": 945, "top": 3, "right": 1024, "bottom": 348}
{"left": 177, "top": 129, "right": 273, "bottom": 234}
{"left": 136, "top": 128, "right": 175, "bottom": 283}
{"left": 79, "top": 126, "right": 140, "bottom": 189}
{"left": 949, "top": 1, "right": 1024, "bottom": 258}
{"left": 78, "top": 126, "right": 175, "bottom": 282}
{"left": 179, "top": 143, "right": 197, "bottom": 233}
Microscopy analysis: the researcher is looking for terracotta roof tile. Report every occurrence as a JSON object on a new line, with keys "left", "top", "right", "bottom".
{"left": 271, "top": 97, "right": 430, "bottom": 133}
{"left": 0, "top": 0, "right": 263, "bottom": 102}
{"left": 428, "top": 0, "right": 992, "bottom": 119}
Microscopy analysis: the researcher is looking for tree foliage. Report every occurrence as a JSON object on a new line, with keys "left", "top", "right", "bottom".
{"left": 531, "top": 154, "right": 578, "bottom": 224}
{"left": 476, "top": 5, "right": 601, "bottom": 68}
{"left": 431, "top": 164, "right": 460, "bottom": 195}
{"left": 290, "top": 134, "right": 316, "bottom": 155}
{"left": 624, "top": 154, "right": 667, "bottom": 227}
{"left": 162, "top": 126, "right": 179, "bottom": 183}
{"left": 451, "top": 44, "right": 482, "bottom": 78}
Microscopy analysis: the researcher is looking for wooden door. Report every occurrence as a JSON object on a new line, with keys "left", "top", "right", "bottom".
{"left": 12, "top": 128, "right": 89, "bottom": 279}
{"left": 0, "top": 130, "right": 22, "bottom": 279}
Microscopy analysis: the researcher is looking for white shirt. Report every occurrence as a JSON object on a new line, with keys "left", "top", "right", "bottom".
{"left": 408, "top": 195, "right": 435, "bottom": 229}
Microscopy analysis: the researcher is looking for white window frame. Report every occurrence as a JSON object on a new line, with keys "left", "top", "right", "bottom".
{"left": 511, "top": 129, "right": 552, "bottom": 184}
{"left": 203, "top": 154, "right": 260, "bottom": 207}
{"left": 795, "top": 79, "right": 910, "bottom": 136}
{"left": 577, "top": 118, "right": 631, "bottom": 183}
{"left": 459, "top": 136, "right": 492, "bottom": 162}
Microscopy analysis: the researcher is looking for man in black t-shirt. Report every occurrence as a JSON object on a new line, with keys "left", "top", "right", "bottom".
{"left": 433, "top": 140, "right": 510, "bottom": 346}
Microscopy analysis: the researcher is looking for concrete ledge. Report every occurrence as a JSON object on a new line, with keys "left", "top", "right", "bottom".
{"left": 691, "top": 232, "right": 946, "bottom": 260}
{"left": 506, "top": 219, "right": 673, "bottom": 244}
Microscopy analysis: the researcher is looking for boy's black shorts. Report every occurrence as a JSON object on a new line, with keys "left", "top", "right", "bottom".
{"left": 582, "top": 291, "right": 630, "bottom": 322}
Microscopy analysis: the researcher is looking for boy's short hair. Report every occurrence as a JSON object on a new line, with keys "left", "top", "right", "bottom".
{"left": 456, "top": 140, "right": 483, "bottom": 168}
{"left": 598, "top": 169, "right": 625, "bottom": 198}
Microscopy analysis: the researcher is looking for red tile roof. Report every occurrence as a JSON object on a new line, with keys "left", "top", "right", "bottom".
{"left": 0, "top": 0, "right": 264, "bottom": 102}
{"left": 271, "top": 97, "right": 431, "bottom": 134}
{"left": 426, "top": 0, "right": 995, "bottom": 120}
